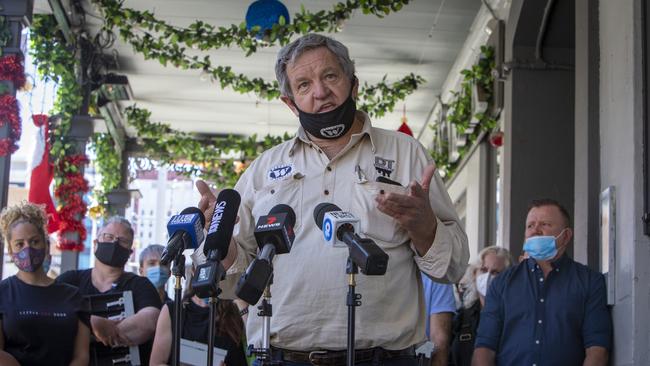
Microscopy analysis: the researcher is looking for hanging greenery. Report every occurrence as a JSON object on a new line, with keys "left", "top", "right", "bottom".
{"left": 89, "top": 133, "right": 121, "bottom": 208}
{"left": 431, "top": 45, "right": 497, "bottom": 179}
{"left": 31, "top": 15, "right": 89, "bottom": 251}
{"left": 124, "top": 105, "right": 293, "bottom": 187}
{"left": 93, "top": 0, "right": 423, "bottom": 118}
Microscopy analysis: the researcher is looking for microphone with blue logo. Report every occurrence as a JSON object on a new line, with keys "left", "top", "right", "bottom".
{"left": 159, "top": 206, "right": 206, "bottom": 366}
{"left": 313, "top": 202, "right": 389, "bottom": 366}
{"left": 313, "top": 202, "right": 388, "bottom": 275}
{"left": 160, "top": 206, "right": 206, "bottom": 266}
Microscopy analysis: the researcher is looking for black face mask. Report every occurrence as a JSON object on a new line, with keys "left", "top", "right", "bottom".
{"left": 95, "top": 241, "right": 131, "bottom": 268}
{"left": 294, "top": 80, "right": 357, "bottom": 140}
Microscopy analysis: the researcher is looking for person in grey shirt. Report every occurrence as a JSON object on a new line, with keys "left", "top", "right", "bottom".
{"left": 196, "top": 33, "right": 469, "bottom": 366}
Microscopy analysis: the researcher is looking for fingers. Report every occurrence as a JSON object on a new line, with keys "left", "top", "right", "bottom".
{"left": 420, "top": 164, "right": 436, "bottom": 194}
{"left": 196, "top": 180, "right": 217, "bottom": 204}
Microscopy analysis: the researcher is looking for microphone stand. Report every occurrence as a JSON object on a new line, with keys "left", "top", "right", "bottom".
{"left": 346, "top": 256, "right": 361, "bottom": 366}
{"left": 171, "top": 251, "right": 185, "bottom": 366}
{"left": 247, "top": 270, "right": 279, "bottom": 365}
{"left": 205, "top": 249, "right": 224, "bottom": 366}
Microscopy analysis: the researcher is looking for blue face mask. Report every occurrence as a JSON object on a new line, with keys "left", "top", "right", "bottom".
{"left": 523, "top": 230, "right": 566, "bottom": 261}
{"left": 146, "top": 266, "right": 171, "bottom": 289}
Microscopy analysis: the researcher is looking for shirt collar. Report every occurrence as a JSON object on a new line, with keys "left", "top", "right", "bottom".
{"left": 288, "top": 110, "right": 377, "bottom": 156}
{"left": 525, "top": 253, "right": 572, "bottom": 271}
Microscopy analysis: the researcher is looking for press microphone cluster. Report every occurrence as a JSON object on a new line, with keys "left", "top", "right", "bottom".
{"left": 160, "top": 207, "right": 206, "bottom": 266}
{"left": 192, "top": 189, "right": 241, "bottom": 298}
{"left": 236, "top": 204, "right": 296, "bottom": 305}
{"left": 313, "top": 203, "right": 388, "bottom": 275}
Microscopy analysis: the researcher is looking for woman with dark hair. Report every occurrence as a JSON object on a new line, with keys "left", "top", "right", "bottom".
{"left": 0, "top": 202, "right": 91, "bottom": 366}
{"left": 150, "top": 266, "right": 247, "bottom": 366}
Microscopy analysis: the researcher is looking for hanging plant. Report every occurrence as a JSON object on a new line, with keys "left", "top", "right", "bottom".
{"left": 89, "top": 133, "right": 122, "bottom": 208}
{"left": 431, "top": 45, "right": 497, "bottom": 180}
{"left": 93, "top": 0, "right": 423, "bottom": 118}
{"left": 31, "top": 15, "right": 89, "bottom": 251}
{"left": 124, "top": 105, "right": 293, "bottom": 187}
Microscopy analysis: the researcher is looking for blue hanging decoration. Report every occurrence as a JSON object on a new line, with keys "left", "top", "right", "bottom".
{"left": 245, "top": 0, "right": 290, "bottom": 39}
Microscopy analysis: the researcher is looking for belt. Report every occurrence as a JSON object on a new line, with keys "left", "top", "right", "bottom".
{"left": 272, "top": 346, "right": 415, "bottom": 366}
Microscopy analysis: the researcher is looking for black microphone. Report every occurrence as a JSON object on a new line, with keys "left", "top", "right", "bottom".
{"left": 236, "top": 204, "right": 296, "bottom": 304}
{"left": 203, "top": 189, "right": 241, "bottom": 259}
{"left": 313, "top": 203, "right": 389, "bottom": 275}
{"left": 160, "top": 207, "right": 206, "bottom": 265}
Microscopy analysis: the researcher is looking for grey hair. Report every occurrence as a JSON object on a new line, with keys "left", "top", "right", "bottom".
{"left": 275, "top": 33, "right": 356, "bottom": 98}
{"left": 459, "top": 245, "right": 512, "bottom": 309}
{"left": 139, "top": 244, "right": 165, "bottom": 267}
{"left": 100, "top": 216, "right": 134, "bottom": 240}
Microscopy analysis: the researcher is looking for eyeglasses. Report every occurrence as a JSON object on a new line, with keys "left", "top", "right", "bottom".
{"left": 100, "top": 232, "right": 132, "bottom": 247}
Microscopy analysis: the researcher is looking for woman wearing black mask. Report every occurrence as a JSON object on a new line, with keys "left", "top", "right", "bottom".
{"left": 0, "top": 202, "right": 90, "bottom": 366}
{"left": 57, "top": 216, "right": 162, "bottom": 366}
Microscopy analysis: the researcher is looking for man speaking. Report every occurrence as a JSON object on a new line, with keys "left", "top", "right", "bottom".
{"left": 196, "top": 33, "right": 468, "bottom": 366}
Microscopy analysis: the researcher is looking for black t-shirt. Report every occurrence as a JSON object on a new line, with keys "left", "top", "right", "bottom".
{"left": 167, "top": 300, "right": 247, "bottom": 366}
{"left": 0, "top": 276, "right": 90, "bottom": 366}
{"left": 57, "top": 269, "right": 162, "bottom": 365}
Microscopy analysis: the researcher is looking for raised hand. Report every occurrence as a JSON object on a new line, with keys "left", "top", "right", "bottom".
{"left": 375, "top": 164, "right": 438, "bottom": 254}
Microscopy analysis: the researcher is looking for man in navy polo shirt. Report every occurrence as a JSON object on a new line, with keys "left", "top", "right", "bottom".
{"left": 472, "top": 198, "right": 611, "bottom": 366}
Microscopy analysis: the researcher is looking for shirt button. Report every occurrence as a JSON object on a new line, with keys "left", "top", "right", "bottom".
{"left": 326, "top": 166, "right": 332, "bottom": 171}
{"left": 540, "top": 298, "right": 545, "bottom": 303}
{"left": 539, "top": 278, "right": 544, "bottom": 282}
{"left": 538, "top": 320, "right": 542, "bottom": 324}
{"left": 324, "top": 190, "right": 330, "bottom": 195}
{"left": 533, "top": 364, "right": 537, "bottom": 366}
{"left": 535, "top": 340, "right": 540, "bottom": 344}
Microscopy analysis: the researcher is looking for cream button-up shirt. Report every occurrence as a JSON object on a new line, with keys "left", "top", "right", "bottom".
{"left": 226, "top": 111, "right": 468, "bottom": 351}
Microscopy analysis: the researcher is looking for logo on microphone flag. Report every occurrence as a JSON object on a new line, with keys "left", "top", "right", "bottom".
{"left": 323, "top": 218, "right": 333, "bottom": 241}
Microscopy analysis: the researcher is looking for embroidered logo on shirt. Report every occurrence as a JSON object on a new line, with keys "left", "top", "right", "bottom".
{"left": 320, "top": 124, "right": 345, "bottom": 138}
{"left": 268, "top": 164, "right": 293, "bottom": 181}
{"left": 374, "top": 156, "right": 395, "bottom": 177}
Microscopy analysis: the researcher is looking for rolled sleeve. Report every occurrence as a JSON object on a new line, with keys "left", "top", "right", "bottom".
{"left": 413, "top": 170, "right": 469, "bottom": 283}
{"left": 474, "top": 274, "right": 504, "bottom": 351}
{"left": 582, "top": 273, "right": 612, "bottom": 350}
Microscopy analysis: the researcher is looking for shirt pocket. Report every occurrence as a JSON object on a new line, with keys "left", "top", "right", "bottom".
{"left": 351, "top": 180, "right": 409, "bottom": 247}
{"left": 252, "top": 173, "right": 304, "bottom": 232}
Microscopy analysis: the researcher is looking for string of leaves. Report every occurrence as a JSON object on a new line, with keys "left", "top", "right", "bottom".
{"left": 30, "top": 15, "right": 83, "bottom": 186}
{"left": 124, "top": 105, "right": 293, "bottom": 187}
{"left": 431, "top": 45, "right": 497, "bottom": 179}
{"left": 93, "top": 0, "right": 423, "bottom": 118}
{"left": 89, "top": 133, "right": 121, "bottom": 206}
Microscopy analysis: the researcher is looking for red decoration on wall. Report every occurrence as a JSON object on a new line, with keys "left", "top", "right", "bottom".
{"left": 54, "top": 154, "right": 89, "bottom": 252}
{"left": 0, "top": 54, "right": 25, "bottom": 156}
{"left": 0, "top": 55, "right": 26, "bottom": 90}
{"left": 0, "top": 94, "right": 21, "bottom": 156}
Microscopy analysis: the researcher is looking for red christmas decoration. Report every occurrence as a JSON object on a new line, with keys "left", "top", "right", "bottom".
{"left": 0, "top": 55, "right": 26, "bottom": 90}
{"left": 0, "top": 54, "right": 25, "bottom": 157}
{"left": 0, "top": 94, "right": 21, "bottom": 156}
{"left": 489, "top": 130, "right": 504, "bottom": 148}
{"left": 54, "top": 154, "right": 89, "bottom": 252}
{"left": 397, "top": 105, "right": 413, "bottom": 136}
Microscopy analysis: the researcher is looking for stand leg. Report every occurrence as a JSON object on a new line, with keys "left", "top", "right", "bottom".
{"left": 208, "top": 297, "right": 217, "bottom": 366}
{"left": 171, "top": 254, "right": 185, "bottom": 366}
{"left": 346, "top": 257, "right": 360, "bottom": 366}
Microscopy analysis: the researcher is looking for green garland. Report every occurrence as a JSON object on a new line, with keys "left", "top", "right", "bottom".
{"left": 93, "top": 0, "right": 423, "bottom": 118}
{"left": 30, "top": 15, "right": 83, "bottom": 187}
{"left": 89, "top": 133, "right": 121, "bottom": 207}
{"left": 432, "top": 45, "right": 497, "bottom": 179}
{"left": 125, "top": 106, "right": 293, "bottom": 187}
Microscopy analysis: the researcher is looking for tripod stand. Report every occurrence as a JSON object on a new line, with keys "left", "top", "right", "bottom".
{"left": 170, "top": 252, "right": 185, "bottom": 366}
{"left": 346, "top": 256, "right": 362, "bottom": 366}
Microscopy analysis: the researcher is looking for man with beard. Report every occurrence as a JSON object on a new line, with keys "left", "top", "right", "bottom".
{"left": 58, "top": 216, "right": 161, "bottom": 365}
